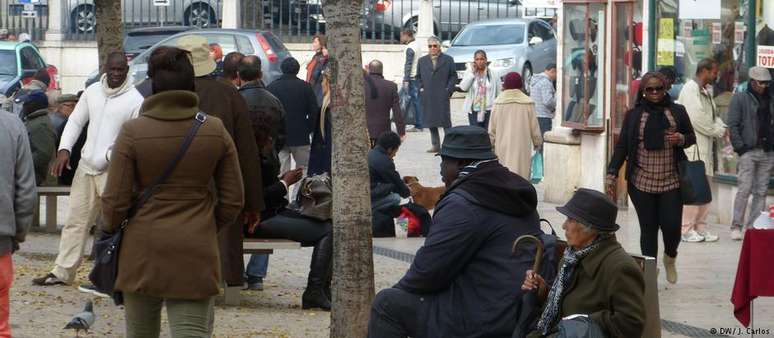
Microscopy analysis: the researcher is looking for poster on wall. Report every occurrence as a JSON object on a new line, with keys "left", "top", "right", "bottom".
{"left": 758, "top": 46, "right": 774, "bottom": 69}
{"left": 735, "top": 22, "right": 745, "bottom": 44}
{"left": 678, "top": 0, "right": 721, "bottom": 19}
{"left": 658, "top": 18, "right": 675, "bottom": 66}
{"left": 712, "top": 22, "right": 722, "bottom": 44}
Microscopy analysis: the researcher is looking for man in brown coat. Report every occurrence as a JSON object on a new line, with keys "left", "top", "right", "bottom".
{"left": 178, "top": 35, "right": 264, "bottom": 287}
{"left": 364, "top": 60, "right": 405, "bottom": 147}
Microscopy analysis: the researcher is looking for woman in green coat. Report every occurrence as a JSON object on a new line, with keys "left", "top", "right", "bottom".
{"left": 522, "top": 188, "right": 646, "bottom": 338}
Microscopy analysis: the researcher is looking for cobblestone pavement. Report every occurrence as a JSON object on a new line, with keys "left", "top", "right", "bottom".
{"left": 15, "top": 97, "right": 774, "bottom": 337}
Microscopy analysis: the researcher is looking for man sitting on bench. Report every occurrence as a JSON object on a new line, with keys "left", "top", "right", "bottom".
{"left": 244, "top": 110, "right": 332, "bottom": 311}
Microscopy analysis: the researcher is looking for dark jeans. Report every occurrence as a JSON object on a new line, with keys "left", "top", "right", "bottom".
{"left": 248, "top": 209, "right": 331, "bottom": 246}
{"left": 430, "top": 128, "right": 447, "bottom": 148}
{"left": 627, "top": 183, "right": 682, "bottom": 258}
{"left": 537, "top": 117, "right": 552, "bottom": 155}
{"left": 367, "top": 288, "right": 429, "bottom": 338}
{"left": 409, "top": 80, "right": 423, "bottom": 129}
{"left": 467, "top": 111, "right": 490, "bottom": 130}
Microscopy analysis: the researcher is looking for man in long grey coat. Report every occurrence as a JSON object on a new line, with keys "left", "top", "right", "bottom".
{"left": 417, "top": 36, "right": 458, "bottom": 153}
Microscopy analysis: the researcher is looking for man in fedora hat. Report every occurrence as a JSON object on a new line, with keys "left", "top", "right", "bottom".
{"left": 176, "top": 35, "right": 264, "bottom": 288}
{"left": 368, "top": 125, "right": 542, "bottom": 338}
{"left": 522, "top": 188, "right": 645, "bottom": 337}
{"left": 728, "top": 66, "right": 774, "bottom": 241}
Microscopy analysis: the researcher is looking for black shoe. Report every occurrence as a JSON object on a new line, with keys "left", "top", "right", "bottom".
{"left": 302, "top": 288, "right": 331, "bottom": 311}
{"left": 244, "top": 278, "right": 264, "bottom": 291}
{"left": 32, "top": 273, "right": 66, "bottom": 286}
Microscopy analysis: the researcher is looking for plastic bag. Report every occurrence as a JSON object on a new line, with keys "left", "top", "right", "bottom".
{"left": 531, "top": 152, "right": 543, "bottom": 183}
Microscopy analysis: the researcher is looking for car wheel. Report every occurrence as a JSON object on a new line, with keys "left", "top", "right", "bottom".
{"left": 185, "top": 3, "right": 217, "bottom": 28}
{"left": 522, "top": 63, "right": 532, "bottom": 95}
{"left": 71, "top": 5, "right": 96, "bottom": 34}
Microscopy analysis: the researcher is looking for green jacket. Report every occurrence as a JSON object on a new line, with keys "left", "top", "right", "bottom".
{"left": 23, "top": 109, "right": 56, "bottom": 185}
{"left": 529, "top": 239, "right": 646, "bottom": 338}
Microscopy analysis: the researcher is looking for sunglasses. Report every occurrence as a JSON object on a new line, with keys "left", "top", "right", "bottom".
{"left": 644, "top": 86, "right": 665, "bottom": 93}
{"left": 428, "top": 44, "right": 440, "bottom": 48}
{"left": 756, "top": 80, "right": 771, "bottom": 87}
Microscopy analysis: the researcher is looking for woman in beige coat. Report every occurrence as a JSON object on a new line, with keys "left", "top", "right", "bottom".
{"left": 488, "top": 72, "right": 543, "bottom": 178}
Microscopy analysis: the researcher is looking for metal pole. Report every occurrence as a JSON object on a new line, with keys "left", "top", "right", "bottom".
{"left": 647, "top": 0, "right": 655, "bottom": 72}
{"left": 746, "top": 0, "right": 757, "bottom": 67}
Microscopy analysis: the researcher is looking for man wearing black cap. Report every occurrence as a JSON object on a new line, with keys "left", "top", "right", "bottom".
{"left": 368, "top": 126, "right": 542, "bottom": 338}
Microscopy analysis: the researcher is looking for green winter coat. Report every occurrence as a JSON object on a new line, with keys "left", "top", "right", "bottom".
{"left": 23, "top": 109, "right": 56, "bottom": 185}
{"left": 528, "top": 239, "right": 646, "bottom": 338}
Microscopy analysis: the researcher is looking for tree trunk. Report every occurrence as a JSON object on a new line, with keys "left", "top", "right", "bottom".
{"left": 240, "top": 0, "right": 264, "bottom": 29}
{"left": 323, "top": 0, "right": 375, "bottom": 336}
{"left": 94, "top": 0, "right": 124, "bottom": 73}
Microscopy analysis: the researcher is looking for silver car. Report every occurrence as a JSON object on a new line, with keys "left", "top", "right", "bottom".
{"left": 67, "top": 0, "right": 222, "bottom": 34}
{"left": 444, "top": 18, "right": 556, "bottom": 92}
{"left": 361, "top": 0, "right": 521, "bottom": 39}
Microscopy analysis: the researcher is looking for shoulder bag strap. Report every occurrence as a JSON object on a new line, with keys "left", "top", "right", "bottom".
{"left": 124, "top": 112, "right": 207, "bottom": 224}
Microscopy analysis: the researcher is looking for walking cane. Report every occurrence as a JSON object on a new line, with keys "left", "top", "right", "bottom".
{"left": 511, "top": 235, "right": 544, "bottom": 338}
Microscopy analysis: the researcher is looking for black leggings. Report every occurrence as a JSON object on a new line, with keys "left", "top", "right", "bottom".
{"left": 627, "top": 184, "right": 682, "bottom": 259}
{"left": 247, "top": 209, "right": 331, "bottom": 246}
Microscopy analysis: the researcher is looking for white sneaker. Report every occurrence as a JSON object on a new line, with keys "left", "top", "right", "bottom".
{"left": 681, "top": 230, "right": 704, "bottom": 242}
{"left": 730, "top": 228, "right": 743, "bottom": 241}
{"left": 697, "top": 230, "right": 719, "bottom": 242}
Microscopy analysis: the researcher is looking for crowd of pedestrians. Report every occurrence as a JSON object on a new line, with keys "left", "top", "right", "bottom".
{"left": 0, "top": 22, "right": 771, "bottom": 337}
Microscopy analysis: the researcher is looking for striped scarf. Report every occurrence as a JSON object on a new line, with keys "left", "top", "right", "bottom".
{"left": 535, "top": 235, "right": 611, "bottom": 335}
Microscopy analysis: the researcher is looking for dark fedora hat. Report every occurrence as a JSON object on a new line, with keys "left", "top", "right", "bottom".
{"left": 556, "top": 188, "right": 620, "bottom": 232}
{"left": 437, "top": 126, "right": 497, "bottom": 160}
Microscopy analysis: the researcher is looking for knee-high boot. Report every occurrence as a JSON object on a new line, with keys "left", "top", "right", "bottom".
{"left": 302, "top": 233, "right": 332, "bottom": 310}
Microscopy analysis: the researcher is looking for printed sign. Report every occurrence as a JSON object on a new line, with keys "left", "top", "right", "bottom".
{"left": 657, "top": 18, "right": 675, "bottom": 66}
{"left": 679, "top": 0, "right": 721, "bottom": 20}
{"left": 153, "top": 0, "right": 170, "bottom": 6}
{"left": 711, "top": 22, "right": 721, "bottom": 44}
{"left": 735, "top": 22, "right": 745, "bottom": 44}
{"left": 758, "top": 45, "right": 774, "bottom": 69}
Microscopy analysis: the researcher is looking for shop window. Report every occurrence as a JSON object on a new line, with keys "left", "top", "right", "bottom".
{"left": 561, "top": 2, "right": 606, "bottom": 131}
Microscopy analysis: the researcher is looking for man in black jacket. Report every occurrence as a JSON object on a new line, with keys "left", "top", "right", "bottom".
{"left": 368, "top": 126, "right": 542, "bottom": 338}
{"left": 728, "top": 66, "right": 774, "bottom": 240}
{"left": 267, "top": 57, "right": 317, "bottom": 177}
{"left": 368, "top": 132, "right": 410, "bottom": 236}
{"left": 239, "top": 55, "right": 287, "bottom": 151}
{"left": 365, "top": 60, "right": 405, "bottom": 147}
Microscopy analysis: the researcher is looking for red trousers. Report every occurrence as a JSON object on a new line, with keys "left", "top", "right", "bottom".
{"left": 0, "top": 254, "right": 12, "bottom": 338}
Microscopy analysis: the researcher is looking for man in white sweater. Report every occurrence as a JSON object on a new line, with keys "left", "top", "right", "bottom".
{"left": 32, "top": 52, "right": 143, "bottom": 294}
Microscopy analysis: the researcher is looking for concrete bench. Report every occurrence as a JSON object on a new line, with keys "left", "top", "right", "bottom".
{"left": 223, "top": 238, "right": 302, "bottom": 306}
{"left": 32, "top": 186, "right": 71, "bottom": 233}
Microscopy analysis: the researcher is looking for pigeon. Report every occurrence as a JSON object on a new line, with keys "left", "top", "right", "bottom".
{"left": 64, "top": 300, "right": 95, "bottom": 337}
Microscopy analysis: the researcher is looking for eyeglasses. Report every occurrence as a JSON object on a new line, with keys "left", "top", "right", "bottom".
{"left": 756, "top": 80, "right": 771, "bottom": 87}
{"left": 644, "top": 86, "right": 665, "bottom": 93}
{"left": 428, "top": 44, "right": 440, "bottom": 48}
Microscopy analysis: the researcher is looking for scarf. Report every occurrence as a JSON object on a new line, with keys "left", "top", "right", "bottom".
{"left": 640, "top": 98, "right": 671, "bottom": 150}
{"left": 100, "top": 73, "right": 133, "bottom": 98}
{"left": 535, "top": 235, "right": 612, "bottom": 335}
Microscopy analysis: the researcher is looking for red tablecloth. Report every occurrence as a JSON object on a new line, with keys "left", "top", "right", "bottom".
{"left": 731, "top": 229, "right": 774, "bottom": 327}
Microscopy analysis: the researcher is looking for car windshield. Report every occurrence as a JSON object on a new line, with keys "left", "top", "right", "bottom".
{"left": 124, "top": 33, "right": 176, "bottom": 52}
{"left": 0, "top": 51, "right": 16, "bottom": 75}
{"left": 452, "top": 24, "right": 525, "bottom": 46}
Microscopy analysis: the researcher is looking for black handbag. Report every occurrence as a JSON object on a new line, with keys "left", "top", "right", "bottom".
{"left": 89, "top": 112, "right": 207, "bottom": 305}
{"left": 678, "top": 147, "right": 712, "bottom": 205}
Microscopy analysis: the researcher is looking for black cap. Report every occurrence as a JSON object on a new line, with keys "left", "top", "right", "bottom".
{"left": 438, "top": 126, "right": 496, "bottom": 160}
{"left": 556, "top": 188, "right": 620, "bottom": 232}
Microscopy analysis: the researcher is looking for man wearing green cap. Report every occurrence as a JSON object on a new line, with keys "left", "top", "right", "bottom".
{"left": 177, "top": 35, "right": 264, "bottom": 288}
{"left": 368, "top": 126, "right": 542, "bottom": 338}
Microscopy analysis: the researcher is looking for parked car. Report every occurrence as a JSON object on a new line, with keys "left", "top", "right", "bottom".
{"left": 68, "top": 0, "right": 222, "bottom": 34}
{"left": 444, "top": 18, "right": 556, "bottom": 92}
{"left": 361, "top": 0, "right": 521, "bottom": 39}
{"left": 0, "top": 41, "right": 58, "bottom": 110}
{"left": 124, "top": 25, "right": 195, "bottom": 61}
{"left": 84, "top": 29, "right": 290, "bottom": 89}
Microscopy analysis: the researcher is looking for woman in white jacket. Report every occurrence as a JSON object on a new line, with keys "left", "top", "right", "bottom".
{"left": 459, "top": 50, "right": 500, "bottom": 129}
